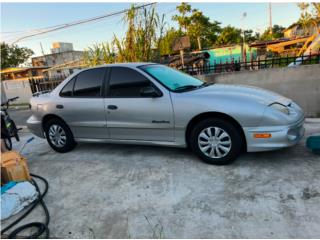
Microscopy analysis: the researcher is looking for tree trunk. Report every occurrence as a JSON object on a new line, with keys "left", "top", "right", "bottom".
{"left": 197, "top": 36, "right": 202, "bottom": 50}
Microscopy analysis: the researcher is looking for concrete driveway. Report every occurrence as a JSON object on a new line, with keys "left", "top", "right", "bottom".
{"left": 2, "top": 117, "right": 320, "bottom": 238}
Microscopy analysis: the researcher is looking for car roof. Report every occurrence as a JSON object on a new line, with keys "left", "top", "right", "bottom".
{"left": 92, "top": 62, "right": 157, "bottom": 68}
{"left": 50, "top": 62, "right": 160, "bottom": 95}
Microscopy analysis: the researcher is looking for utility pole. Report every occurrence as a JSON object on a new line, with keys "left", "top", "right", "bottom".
{"left": 39, "top": 42, "right": 48, "bottom": 67}
{"left": 40, "top": 42, "right": 45, "bottom": 56}
{"left": 241, "top": 12, "right": 247, "bottom": 61}
{"left": 269, "top": 3, "right": 273, "bottom": 35}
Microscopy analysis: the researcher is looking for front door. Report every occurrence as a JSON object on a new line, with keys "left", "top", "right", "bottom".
{"left": 56, "top": 67, "right": 108, "bottom": 139}
{"left": 105, "top": 66, "right": 174, "bottom": 141}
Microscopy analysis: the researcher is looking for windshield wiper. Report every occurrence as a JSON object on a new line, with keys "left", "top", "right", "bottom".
{"left": 174, "top": 85, "right": 201, "bottom": 92}
{"left": 174, "top": 82, "right": 213, "bottom": 92}
{"left": 202, "top": 82, "right": 214, "bottom": 86}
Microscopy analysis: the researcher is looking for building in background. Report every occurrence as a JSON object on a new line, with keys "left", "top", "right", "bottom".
{"left": 0, "top": 67, "right": 49, "bottom": 81}
{"left": 0, "top": 67, "right": 49, "bottom": 103}
{"left": 202, "top": 44, "right": 258, "bottom": 65}
{"left": 31, "top": 42, "right": 84, "bottom": 77}
{"left": 284, "top": 22, "right": 320, "bottom": 38}
{"left": 42, "top": 59, "right": 85, "bottom": 77}
{"left": 51, "top": 42, "right": 74, "bottom": 53}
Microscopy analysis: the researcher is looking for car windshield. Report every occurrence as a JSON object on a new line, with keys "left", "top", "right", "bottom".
{"left": 139, "top": 64, "right": 205, "bottom": 92}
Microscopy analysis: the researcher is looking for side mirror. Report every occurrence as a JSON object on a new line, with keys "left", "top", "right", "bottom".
{"left": 140, "top": 86, "right": 161, "bottom": 98}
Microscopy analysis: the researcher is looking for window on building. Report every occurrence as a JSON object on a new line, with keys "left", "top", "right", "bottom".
{"left": 108, "top": 67, "right": 152, "bottom": 97}
{"left": 73, "top": 68, "right": 105, "bottom": 97}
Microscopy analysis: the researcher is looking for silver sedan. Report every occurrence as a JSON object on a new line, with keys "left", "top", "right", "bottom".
{"left": 27, "top": 63, "right": 305, "bottom": 164}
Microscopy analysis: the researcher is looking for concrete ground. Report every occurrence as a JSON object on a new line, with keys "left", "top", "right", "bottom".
{"left": 2, "top": 109, "right": 320, "bottom": 238}
{"left": 7, "top": 107, "right": 31, "bottom": 127}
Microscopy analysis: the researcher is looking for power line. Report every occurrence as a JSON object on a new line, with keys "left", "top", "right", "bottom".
{"left": 10, "top": 3, "right": 156, "bottom": 44}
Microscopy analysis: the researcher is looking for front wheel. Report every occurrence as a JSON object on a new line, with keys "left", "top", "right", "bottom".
{"left": 44, "top": 118, "right": 76, "bottom": 153}
{"left": 190, "top": 118, "right": 243, "bottom": 165}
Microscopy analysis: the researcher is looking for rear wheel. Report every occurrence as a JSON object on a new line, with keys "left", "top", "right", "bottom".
{"left": 190, "top": 118, "right": 243, "bottom": 165}
{"left": 44, "top": 118, "right": 76, "bottom": 153}
{"left": 9, "top": 119, "right": 20, "bottom": 142}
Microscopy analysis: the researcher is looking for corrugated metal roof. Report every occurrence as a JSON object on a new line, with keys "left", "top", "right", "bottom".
{"left": 1, "top": 67, "right": 29, "bottom": 74}
{"left": 1, "top": 67, "right": 49, "bottom": 74}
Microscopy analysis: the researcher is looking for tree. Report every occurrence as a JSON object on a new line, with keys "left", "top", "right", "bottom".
{"left": 298, "top": 3, "right": 320, "bottom": 19}
{"left": 83, "top": 4, "right": 164, "bottom": 65}
{"left": 1, "top": 42, "right": 34, "bottom": 69}
{"left": 259, "top": 25, "right": 285, "bottom": 41}
{"left": 244, "top": 30, "right": 260, "bottom": 43}
{"left": 187, "top": 9, "right": 221, "bottom": 50}
{"left": 83, "top": 43, "right": 115, "bottom": 67}
{"left": 172, "top": 4, "right": 222, "bottom": 50}
{"left": 296, "top": 3, "right": 320, "bottom": 36}
{"left": 216, "top": 26, "right": 242, "bottom": 45}
{"left": 158, "top": 27, "right": 183, "bottom": 55}
{"left": 172, "top": 2, "right": 192, "bottom": 33}
{"left": 312, "top": 3, "right": 320, "bottom": 19}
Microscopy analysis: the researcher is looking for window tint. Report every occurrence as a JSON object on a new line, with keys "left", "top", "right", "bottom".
{"left": 73, "top": 68, "right": 105, "bottom": 97}
{"left": 60, "top": 77, "right": 75, "bottom": 97}
{"left": 109, "top": 67, "right": 152, "bottom": 97}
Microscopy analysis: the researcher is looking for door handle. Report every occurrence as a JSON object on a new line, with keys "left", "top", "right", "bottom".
{"left": 56, "top": 104, "right": 64, "bottom": 109}
{"left": 107, "top": 105, "right": 118, "bottom": 110}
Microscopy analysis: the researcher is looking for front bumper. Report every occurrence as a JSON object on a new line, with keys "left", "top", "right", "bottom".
{"left": 26, "top": 115, "right": 45, "bottom": 138}
{"left": 244, "top": 117, "right": 305, "bottom": 152}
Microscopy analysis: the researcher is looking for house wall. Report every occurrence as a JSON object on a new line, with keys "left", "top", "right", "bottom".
{"left": 197, "top": 64, "right": 320, "bottom": 117}
{"left": 47, "top": 67, "right": 83, "bottom": 78}
{"left": 1, "top": 80, "right": 33, "bottom": 104}
{"left": 32, "top": 51, "right": 83, "bottom": 67}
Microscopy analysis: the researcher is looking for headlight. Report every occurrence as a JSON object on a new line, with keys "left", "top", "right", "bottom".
{"left": 269, "top": 103, "right": 290, "bottom": 115}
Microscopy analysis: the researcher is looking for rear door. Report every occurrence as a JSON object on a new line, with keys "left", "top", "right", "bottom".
{"left": 56, "top": 67, "right": 109, "bottom": 139}
{"left": 105, "top": 66, "right": 174, "bottom": 141}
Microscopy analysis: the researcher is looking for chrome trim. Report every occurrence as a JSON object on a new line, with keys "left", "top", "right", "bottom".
{"left": 74, "top": 137, "right": 186, "bottom": 147}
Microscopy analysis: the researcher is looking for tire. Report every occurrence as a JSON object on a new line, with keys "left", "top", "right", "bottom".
{"left": 190, "top": 118, "right": 243, "bottom": 165}
{"left": 4, "top": 137, "right": 12, "bottom": 150}
{"left": 10, "top": 119, "right": 20, "bottom": 142}
{"left": 44, "top": 118, "right": 76, "bottom": 153}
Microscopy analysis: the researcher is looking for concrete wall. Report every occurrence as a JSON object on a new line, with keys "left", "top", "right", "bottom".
{"left": 197, "top": 64, "right": 320, "bottom": 117}
{"left": 1, "top": 80, "right": 33, "bottom": 104}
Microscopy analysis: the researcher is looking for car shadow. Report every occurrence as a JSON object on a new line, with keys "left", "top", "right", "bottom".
{"left": 73, "top": 140, "right": 318, "bottom": 167}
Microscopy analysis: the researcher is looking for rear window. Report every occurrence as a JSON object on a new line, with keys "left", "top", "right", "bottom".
{"left": 73, "top": 68, "right": 105, "bottom": 97}
{"left": 60, "top": 78, "right": 75, "bottom": 97}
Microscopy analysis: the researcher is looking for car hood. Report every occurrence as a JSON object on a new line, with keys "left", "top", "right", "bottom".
{"left": 193, "top": 84, "right": 292, "bottom": 106}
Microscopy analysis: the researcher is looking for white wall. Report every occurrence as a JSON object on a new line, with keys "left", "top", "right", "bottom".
{"left": 1, "top": 80, "right": 33, "bottom": 104}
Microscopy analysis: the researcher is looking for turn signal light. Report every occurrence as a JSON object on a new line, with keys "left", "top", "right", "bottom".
{"left": 254, "top": 133, "right": 272, "bottom": 138}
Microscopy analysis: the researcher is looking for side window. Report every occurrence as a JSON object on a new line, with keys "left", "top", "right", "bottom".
{"left": 60, "top": 77, "right": 75, "bottom": 97}
{"left": 108, "top": 67, "right": 153, "bottom": 97}
{"left": 73, "top": 68, "right": 105, "bottom": 97}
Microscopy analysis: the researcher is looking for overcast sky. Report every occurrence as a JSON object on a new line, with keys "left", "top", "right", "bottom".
{"left": 1, "top": 2, "right": 301, "bottom": 56}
